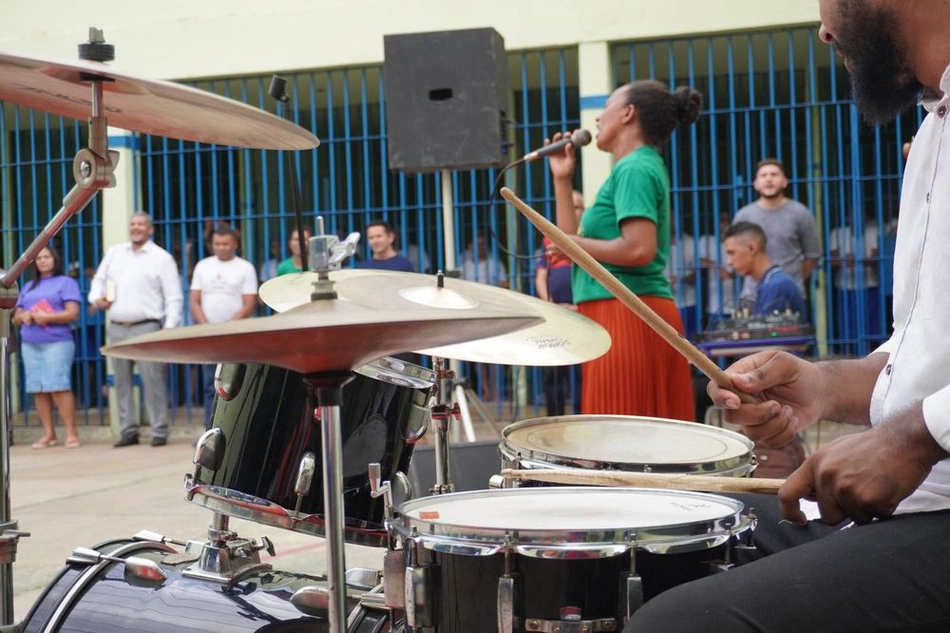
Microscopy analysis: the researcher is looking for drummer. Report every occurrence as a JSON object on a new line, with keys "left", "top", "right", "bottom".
{"left": 546, "top": 82, "right": 701, "bottom": 419}
{"left": 627, "top": 1, "right": 950, "bottom": 631}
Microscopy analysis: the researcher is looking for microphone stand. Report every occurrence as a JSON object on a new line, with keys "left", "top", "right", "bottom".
{"left": 269, "top": 75, "right": 309, "bottom": 272}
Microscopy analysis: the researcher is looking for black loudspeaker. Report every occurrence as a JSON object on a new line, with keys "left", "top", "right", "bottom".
{"left": 383, "top": 28, "right": 509, "bottom": 173}
{"left": 408, "top": 440, "right": 501, "bottom": 494}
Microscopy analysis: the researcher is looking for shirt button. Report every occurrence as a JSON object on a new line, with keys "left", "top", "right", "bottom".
{"left": 927, "top": 192, "right": 932, "bottom": 203}
{"left": 939, "top": 105, "right": 948, "bottom": 117}
{"left": 885, "top": 364, "right": 893, "bottom": 375}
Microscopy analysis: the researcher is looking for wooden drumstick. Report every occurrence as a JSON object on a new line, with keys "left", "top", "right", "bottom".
{"left": 500, "top": 187, "right": 753, "bottom": 400}
{"left": 501, "top": 468, "right": 784, "bottom": 495}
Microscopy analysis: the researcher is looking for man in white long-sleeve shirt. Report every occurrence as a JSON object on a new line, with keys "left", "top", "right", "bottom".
{"left": 89, "top": 212, "right": 182, "bottom": 447}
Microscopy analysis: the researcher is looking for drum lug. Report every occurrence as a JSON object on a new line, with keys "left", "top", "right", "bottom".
{"left": 66, "top": 547, "right": 168, "bottom": 586}
{"left": 189, "top": 428, "right": 226, "bottom": 491}
{"left": 292, "top": 451, "right": 317, "bottom": 520}
{"left": 405, "top": 564, "right": 439, "bottom": 630}
{"left": 383, "top": 549, "right": 407, "bottom": 609}
{"left": 497, "top": 573, "right": 521, "bottom": 633}
{"left": 404, "top": 541, "right": 440, "bottom": 631}
{"left": 619, "top": 553, "right": 644, "bottom": 623}
{"left": 290, "top": 585, "right": 330, "bottom": 617}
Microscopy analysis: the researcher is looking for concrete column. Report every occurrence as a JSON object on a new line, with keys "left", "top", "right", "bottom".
{"left": 577, "top": 41, "right": 613, "bottom": 204}
{"left": 102, "top": 128, "right": 141, "bottom": 436}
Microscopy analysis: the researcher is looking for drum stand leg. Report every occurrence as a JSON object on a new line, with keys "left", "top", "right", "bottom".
{"left": 307, "top": 374, "right": 353, "bottom": 633}
{"left": 430, "top": 358, "right": 457, "bottom": 495}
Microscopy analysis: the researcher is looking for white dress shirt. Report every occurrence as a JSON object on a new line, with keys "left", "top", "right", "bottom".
{"left": 870, "top": 63, "right": 950, "bottom": 514}
{"left": 88, "top": 240, "right": 183, "bottom": 329}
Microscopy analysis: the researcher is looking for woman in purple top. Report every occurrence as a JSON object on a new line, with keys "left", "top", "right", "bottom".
{"left": 12, "top": 246, "right": 82, "bottom": 449}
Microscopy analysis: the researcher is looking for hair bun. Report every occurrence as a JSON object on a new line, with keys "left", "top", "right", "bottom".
{"left": 672, "top": 87, "right": 703, "bottom": 127}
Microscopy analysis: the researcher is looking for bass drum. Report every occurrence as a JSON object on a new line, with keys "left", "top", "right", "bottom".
{"left": 22, "top": 539, "right": 330, "bottom": 632}
{"left": 22, "top": 538, "right": 406, "bottom": 632}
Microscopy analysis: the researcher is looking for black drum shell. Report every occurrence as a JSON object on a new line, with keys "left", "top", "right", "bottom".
{"left": 429, "top": 545, "right": 732, "bottom": 632}
{"left": 199, "top": 362, "right": 430, "bottom": 542}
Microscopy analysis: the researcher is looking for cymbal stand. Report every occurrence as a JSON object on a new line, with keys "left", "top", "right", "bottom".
{"left": 429, "top": 357, "right": 460, "bottom": 495}
{"left": 304, "top": 373, "right": 352, "bottom": 633}
{"left": 0, "top": 29, "right": 119, "bottom": 627}
{"left": 299, "top": 219, "right": 360, "bottom": 633}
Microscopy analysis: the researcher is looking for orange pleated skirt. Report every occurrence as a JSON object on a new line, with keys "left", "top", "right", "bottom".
{"left": 578, "top": 296, "right": 694, "bottom": 421}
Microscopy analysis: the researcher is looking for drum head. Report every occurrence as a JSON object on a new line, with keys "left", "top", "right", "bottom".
{"left": 501, "top": 415, "right": 754, "bottom": 475}
{"left": 395, "top": 488, "right": 745, "bottom": 558}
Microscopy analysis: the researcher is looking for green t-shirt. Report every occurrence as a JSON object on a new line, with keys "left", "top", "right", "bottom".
{"left": 572, "top": 145, "right": 673, "bottom": 303}
{"left": 276, "top": 257, "right": 302, "bottom": 276}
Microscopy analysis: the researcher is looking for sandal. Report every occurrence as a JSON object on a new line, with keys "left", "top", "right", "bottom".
{"left": 65, "top": 438, "right": 81, "bottom": 449}
{"left": 31, "top": 438, "right": 57, "bottom": 450}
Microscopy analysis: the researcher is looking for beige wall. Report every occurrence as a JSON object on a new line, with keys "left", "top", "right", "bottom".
{"left": 4, "top": 1, "right": 818, "bottom": 80}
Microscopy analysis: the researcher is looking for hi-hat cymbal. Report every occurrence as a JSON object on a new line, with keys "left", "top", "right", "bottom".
{"left": 0, "top": 52, "right": 319, "bottom": 150}
{"left": 102, "top": 274, "right": 541, "bottom": 374}
{"left": 259, "top": 270, "right": 611, "bottom": 366}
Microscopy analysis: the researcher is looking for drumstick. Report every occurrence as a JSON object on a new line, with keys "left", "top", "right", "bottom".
{"left": 500, "top": 187, "right": 752, "bottom": 400}
{"left": 501, "top": 468, "right": 784, "bottom": 495}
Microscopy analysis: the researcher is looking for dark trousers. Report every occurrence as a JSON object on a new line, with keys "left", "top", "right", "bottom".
{"left": 543, "top": 364, "right": 581, "bottom": 417}
{"left": 202, "top": 364, "right": 216, "bottom": 430}
{"left": 625, "top": 493, "right": 950, "bottom": 633}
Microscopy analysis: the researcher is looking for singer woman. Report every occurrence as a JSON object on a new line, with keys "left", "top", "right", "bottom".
{"left": 546, "top": 80, "right": 701, "bottom": 419}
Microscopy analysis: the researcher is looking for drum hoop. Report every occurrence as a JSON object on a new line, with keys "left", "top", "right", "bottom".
{"left": 42, "top": 540, "right": 177, "bottom": 633}
{"left": 188, "top": 486, "right": 389, "bottom": 547}
{"left": 500, "top": 415, "right": 755, "bottom": 475}
{"left": 394, "top": 488, "right": 746, "bottom": 558}
{"left": 356, "top": 356, "right": 435, "bottom": 389}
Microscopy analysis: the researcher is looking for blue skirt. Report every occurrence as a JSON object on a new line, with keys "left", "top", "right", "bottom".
{"left": 21, "top": 341, "right": 75, "bottom": 393}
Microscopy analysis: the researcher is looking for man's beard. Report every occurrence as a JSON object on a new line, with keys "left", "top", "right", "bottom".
{"left": 837, "top": 0, "right": 922, "bottom": 124}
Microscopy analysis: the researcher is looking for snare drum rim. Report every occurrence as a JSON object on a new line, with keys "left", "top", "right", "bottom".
{"left": 393, "top": 487, "right": 746, "bottom": 558}
{"left": 500, "top": 415, "right": 755, "bottom": 476}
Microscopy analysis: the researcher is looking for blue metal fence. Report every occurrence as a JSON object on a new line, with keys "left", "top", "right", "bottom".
{"left": 615, "top": 27, "right": 924, "bottom": 357}
{"left": 0, "top": 26, "right": 926, "bottom": 427}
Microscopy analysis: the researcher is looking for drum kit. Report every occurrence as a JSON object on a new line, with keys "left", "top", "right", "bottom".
{"left": 0, "top": 31, "right": 762, "bottom": 633}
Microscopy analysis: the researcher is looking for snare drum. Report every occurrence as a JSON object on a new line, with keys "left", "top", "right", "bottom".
{"left": 188, "top": 356, "right": 435, "bottom": 546}
{"left": 391, "top": 488, "right": 751, "bottom": 632}
{"left": 501, "top": 415, "right": 755, "bottom": 480}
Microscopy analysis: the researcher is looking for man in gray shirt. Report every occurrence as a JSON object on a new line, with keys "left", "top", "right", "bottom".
{"left": 734, "top": 159, "right": 820, "bottom": 301}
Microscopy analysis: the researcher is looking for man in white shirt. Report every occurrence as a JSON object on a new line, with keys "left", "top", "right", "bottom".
{"left": 628, "top": 1, "right": 950, "bottom": 631}
{"left": 89, "top": 212, "right": 183, "bottom": 448}
{"left": 189, "top": 224, "right": 258, "bottom": 428}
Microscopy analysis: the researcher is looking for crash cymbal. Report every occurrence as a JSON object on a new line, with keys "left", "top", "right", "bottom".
{"left": 259, "top": 270, "right": 611, "bottom": 366}
{"left": 102, "top": 275, "right": 541, "bottom": 373}
{"left": 0, "top": 52, "right": 319, "bottom": 150}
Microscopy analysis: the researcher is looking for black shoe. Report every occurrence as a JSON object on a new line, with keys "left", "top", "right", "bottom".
{"left": 113, "top": 435, "right": 139, "bottom": 448}
{"left": 150, "top": 437, "right": 168, "bottom": 447}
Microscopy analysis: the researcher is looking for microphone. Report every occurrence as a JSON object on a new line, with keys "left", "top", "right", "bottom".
{"left": 522, "top": 129, "right": 592, "bottom": 162}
